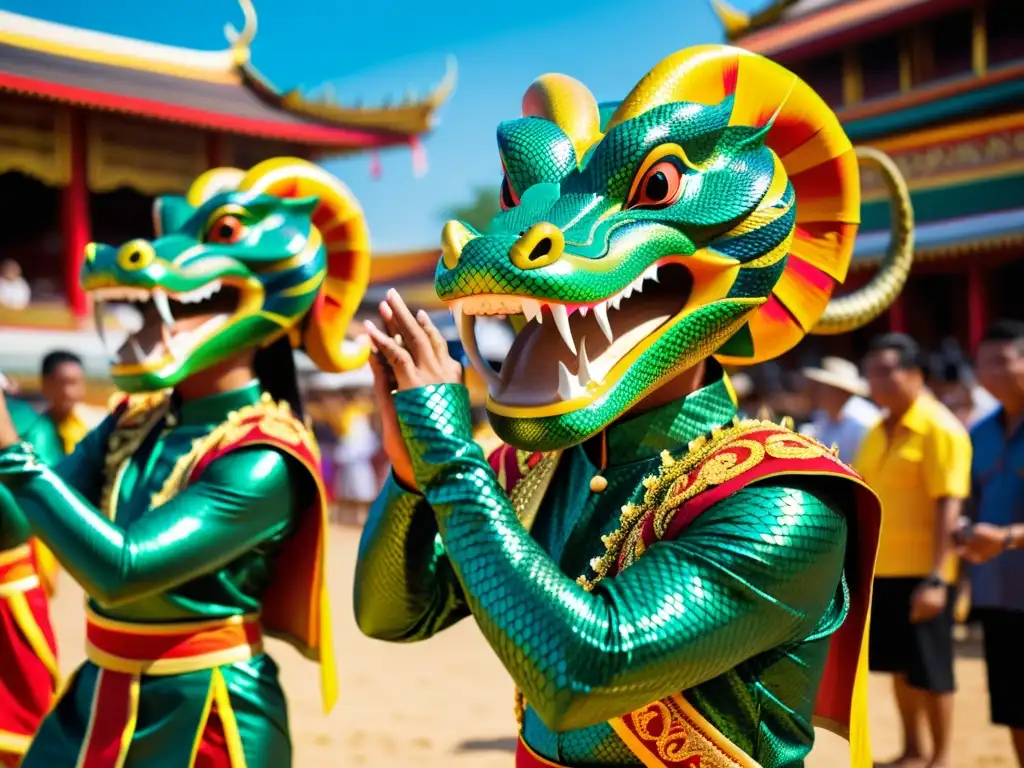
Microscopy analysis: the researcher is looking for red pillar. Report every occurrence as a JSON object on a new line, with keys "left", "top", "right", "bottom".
{"left": 888, "top": 284, "right": 908, "bottom": 334}
{"left": 61, "top": 109, "right": 90, "bottom": 320}
{"left": 206, "top": 133, "right": 227, "bottom": 169}
{"left": 967, "top": 262, "right": 987, "bottom": 352}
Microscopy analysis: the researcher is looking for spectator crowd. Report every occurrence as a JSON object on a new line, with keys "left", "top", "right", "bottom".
{"left": 778, "top": 323, "right": 1024, "bottom": 768}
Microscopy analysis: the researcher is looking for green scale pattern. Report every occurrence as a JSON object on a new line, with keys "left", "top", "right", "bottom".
{"left": 0, "top": 383, "right": 311, "bottom": 768}
{"left": 355, "top": 375, "right": 852, "bottom": 767}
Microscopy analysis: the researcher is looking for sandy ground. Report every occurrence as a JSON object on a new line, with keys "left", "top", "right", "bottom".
{"left": 47, "top": 526, "right": 1016, "bottom": 767}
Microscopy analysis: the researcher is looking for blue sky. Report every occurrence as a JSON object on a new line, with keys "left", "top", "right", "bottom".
{"left": 3, "top": 0, "right": 767, "bottom": 252}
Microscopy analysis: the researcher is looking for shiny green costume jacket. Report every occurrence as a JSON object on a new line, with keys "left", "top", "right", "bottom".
{"left": 0, "top": 383, "right": 312, "bottom": 767}
{"left": 356, "top": 375, "right": 859, "bottom": 767}
{"left": 1, "top": 399, "right": 62, "bottom": 550}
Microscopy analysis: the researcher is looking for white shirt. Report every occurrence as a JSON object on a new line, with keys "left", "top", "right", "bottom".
{"left": 800, "top": 395, "right": 881, "bottom": 464}
{"left": 968, "top": 386, "right": 1000, "bottom": 427}
{"left": 0, "top": 277, "right": 30, "bottom": 309}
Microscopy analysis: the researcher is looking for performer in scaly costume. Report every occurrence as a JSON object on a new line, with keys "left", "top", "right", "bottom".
{"left": 0, "top": 158, "right": 371, "bottom": 767}
{"left": 0, "top": 399, "right": 61, "bottom": 767}
{"left": 355, "top": 46, "right": 914, "bottom": 767}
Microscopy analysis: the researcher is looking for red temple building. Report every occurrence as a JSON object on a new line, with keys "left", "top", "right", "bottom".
{"left": 713, "top": 0, "right": 1024, "bottom": 357}
{"left": 0, "top": 0, "right": 454, "bottom": 331}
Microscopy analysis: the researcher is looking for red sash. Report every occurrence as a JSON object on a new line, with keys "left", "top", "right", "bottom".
{"left": 516, "top": 737, "right": 567, "bottom": 766}
{"left": 76, "top": 611, "right": 258, "bottom": 768}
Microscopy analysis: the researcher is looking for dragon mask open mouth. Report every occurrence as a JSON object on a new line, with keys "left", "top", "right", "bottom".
{"left": 437, "top": 45, "right": 914, "bottom": 453}
{"left": 456, "top": 261, "right": 694, "bottom": 407}
{"left": 94, "top": 279, "right": 247, "bottom": 369}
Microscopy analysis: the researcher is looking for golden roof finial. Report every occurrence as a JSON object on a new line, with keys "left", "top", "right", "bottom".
{"left": 225, "top": 0, "right": 258, "bottom": 64}
{"left": 709, "top": 0, "right": 752, "bottom": 38}
{"left": 434, "top": 55, "right": 458, "bottom": 105}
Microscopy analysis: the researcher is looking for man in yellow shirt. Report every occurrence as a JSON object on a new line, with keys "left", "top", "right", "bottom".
{"left": 39, "top": 351, "right": 97, "bottom": 454}
{"left": 856, "top": 333, "right": 972, "bottom": 768}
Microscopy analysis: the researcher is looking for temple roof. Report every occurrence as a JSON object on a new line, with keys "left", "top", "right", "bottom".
{"left": 710, "top": 0, "right": 965, "bottom": 59}
{"left": 712, "top": 0, "right": 853, "bottom": 38}
{"left": 0, "top": 1, "right": 455, "bottom": 150}
{"left": 780, "top": 0, "right": 849, "bottom": 20}
{"left": 853, "top": 208, "right": 1024, "bottom": 266}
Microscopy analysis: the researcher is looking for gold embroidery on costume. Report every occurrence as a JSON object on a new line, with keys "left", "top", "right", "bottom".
{"left": 633, "top": 699, "right": 691, "bottom": 760}
{"left": 763, "top": 431, "right": 829, "bottom": 460}
{"left": 515, "top": 449, "right": 533, "bottom": 478}
{"left": 100, "top": 393, "right": 171, "bottom": 520}
{"left": 655, "top": 439, "right": 765, "bottom": 537}
{"left": 577, "top": 419, "right": 851, "bottom": 590}
{"left": 507, "top": 452, "right": 559, "bottom": 532}
{"left": 612, "top": 694, "right": 762, "bottom": 766}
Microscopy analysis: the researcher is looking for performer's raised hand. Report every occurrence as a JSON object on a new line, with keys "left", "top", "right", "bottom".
{"left": 366, "top": 338, "right": 418, "bottom": 490}
{"left": 364, "top": 289, "right": 462, "bottom": 489}
{"left": 364, "top": 289, "right": 462, "bottom": 392}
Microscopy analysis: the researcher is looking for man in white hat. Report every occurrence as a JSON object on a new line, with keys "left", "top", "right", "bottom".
{"left": 800, "top": 356, "right": 881, "bottom": 464}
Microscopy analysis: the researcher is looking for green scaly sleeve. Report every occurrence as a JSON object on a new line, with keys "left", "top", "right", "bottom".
{"left": 354, "top": 474, "right": 470, "bottom": 640}
{"left": 0, "top": 444, "right": 306, "bottom": 607}
{"left": 393, "top": 384, "right": 848, "bottom": 733}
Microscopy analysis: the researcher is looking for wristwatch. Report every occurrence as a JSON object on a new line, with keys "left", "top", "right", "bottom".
{"left": 1004, "top": 525, "right": 1021, "bottom": 551}
{"left": 922, "top": 574, "right": 945, "bottom": 588}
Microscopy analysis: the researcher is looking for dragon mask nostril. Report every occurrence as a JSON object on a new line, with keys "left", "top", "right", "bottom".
{"left": 528, "top": 237, "right": 552, "bottom": 262}
{"left": 510, "top": 223, "right": 565, "bottom": 271}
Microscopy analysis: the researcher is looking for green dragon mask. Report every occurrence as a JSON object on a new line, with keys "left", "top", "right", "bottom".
{"left": 439, "top": 45, "right": 913, "bottom": 452}
{"left": 82, "top": 158, "right": 371, "bottom": 393}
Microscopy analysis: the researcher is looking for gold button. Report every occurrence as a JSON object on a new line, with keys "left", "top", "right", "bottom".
{"left": 590, "top": 475, "right": 608, "bottom": 493}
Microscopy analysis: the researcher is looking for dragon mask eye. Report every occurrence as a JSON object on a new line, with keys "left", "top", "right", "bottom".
{"left": 626, "top": 156, "right": 686, "bottom": 211}
{"left": 204, "top": 214, "right": 248, "bottom": 245}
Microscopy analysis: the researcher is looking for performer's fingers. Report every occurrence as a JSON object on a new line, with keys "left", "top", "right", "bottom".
{"left": 386, "top": 289, "right": 433, "bottom": 364}
{"left": 379, "top": 300, "right": 402, "bottom": 340}
{"left": 376, "top": 301, "right": 407, "bottom": 351}
{"left": 356, "top": 330, "right": 379, "bottom": 355}
{"left": 417, "top": 310, "right": 450, "bottom": 360}
{"left": 365, "top": 335, "right": 398, "bottom": 394}
{"left": 364, "top": 320, "right": 415, "bottom": 383}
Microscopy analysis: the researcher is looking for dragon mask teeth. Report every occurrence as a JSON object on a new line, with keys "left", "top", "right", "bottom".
{"left": 453, "top": 261, "right": 691, "bottom": 407}
{"left": 93, "top": 279, "right": 242, "bottom": 368}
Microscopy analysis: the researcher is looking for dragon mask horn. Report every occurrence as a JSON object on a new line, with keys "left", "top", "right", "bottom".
{"left": 522, "top": 73, "right": 602, "bottom": 165}
{"left": 185, "top": 167, "right": 247, "bottom": 209}
{"left": 237, "top": 157, "right": 371, "bottom": 372}
{"left": 607, "top": 44, "right": 911, "bottom": 364}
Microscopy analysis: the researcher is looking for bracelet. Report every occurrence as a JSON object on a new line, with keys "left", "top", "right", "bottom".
{"left": 1006, "top": 526, "right": 1020, "bottom": 551}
